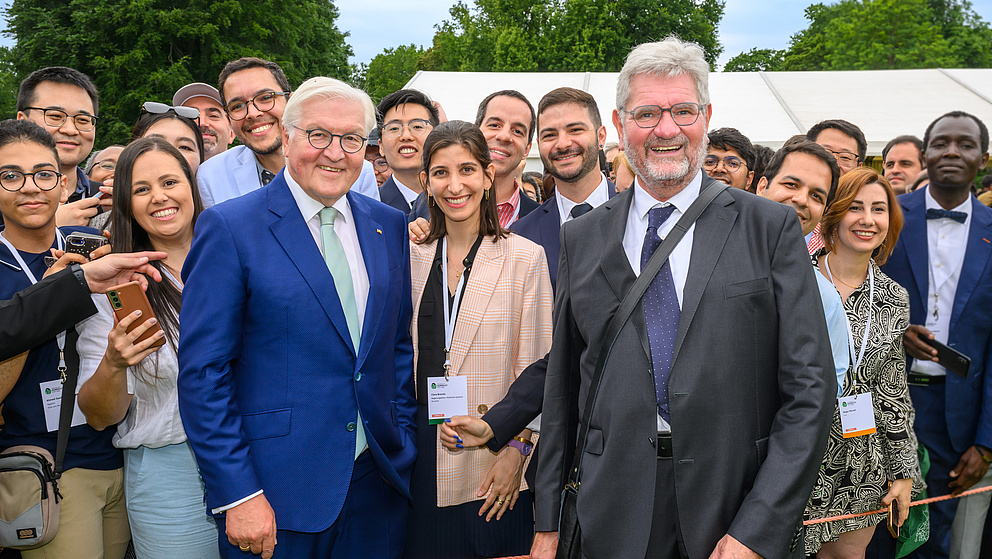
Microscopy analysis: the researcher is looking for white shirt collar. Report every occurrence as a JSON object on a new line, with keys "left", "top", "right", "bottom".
{"left": 392, "top": 176, "right": 421, "bottom": 205}
{"left": 631, "top": 171, "right": 702, "bottom": 221}
{"left": 924, "top": 185, "right": 971, "bottom": 216}
{"left": 556, "top": 175, "right": 610, "bottom": 224}
{"left": 285, "top": 169, "right": 355, "bottom": 227}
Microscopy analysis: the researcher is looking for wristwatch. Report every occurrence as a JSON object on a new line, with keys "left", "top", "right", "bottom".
{"left": 508, "top": 436, "right": 533, "bottom": 456}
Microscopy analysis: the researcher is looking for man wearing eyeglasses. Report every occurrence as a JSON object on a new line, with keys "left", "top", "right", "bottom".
{"left": 196, "top": 57, "right": 379, "bottom": 208}
{"left": 704, "top": 127, "right": 755, "bottom": 190}
{"left": 179, "top": 76, "right": 415, "bottom": 559}
{"left": 804, "top": 119, "right": 867, "bottom": 252}
{"left": 375, "top": 89, "right": 440, "bottom": 215}
{"left": 532, "top": 37, "right": 834, "bottom": 559}
{"left": 173, "top": 82, "right": 236, "bottom": 161}
{"left": 15, "top": 67, "right": 106, "bottom": 229}
{"left": 364, "top": 129, "right": 392, "bottom": 187}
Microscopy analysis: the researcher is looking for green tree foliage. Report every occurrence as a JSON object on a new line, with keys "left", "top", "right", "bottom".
{"left": 3, "top": 0, "right": 353, "bottom": 145}
{"left": 353, "top": 44, "right": 428, "bottom": 103}
{"left": 416, "top": 0, "right": 724, "bottom": 74}
{"left": 723, "top": 48, "right": 785, "bottom": 72}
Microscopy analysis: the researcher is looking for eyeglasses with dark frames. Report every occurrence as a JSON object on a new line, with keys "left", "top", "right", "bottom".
{"left": 142, "top": 101, "right": 200, "bottom": 123}
{"left": 292, "top": 126, "right": 367, "bottom": 153}
{"left": 703, "top": 155, "right": 746, "bottom": 172}
{"left": 225, "top": 91, "right": 291, "bottom": 121}
{"left": 370, "top": 157, "right": 389, "bottom": 172}
{"left": 23, "top": 107, "right": 98, "bottom": 132}
{"left": 822, "top": 147, "right": 859, "bottom": 165}
{"left": 0, "top": 169, "right": 63, "bottom": 192}
{"left": 625, "top": 103, "right": 705, "bottom": 128}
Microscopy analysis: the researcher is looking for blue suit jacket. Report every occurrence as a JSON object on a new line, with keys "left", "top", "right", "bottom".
{"left": 881, "top": 188, "right": 992, "bottom": 452}
{"left": 379, "top": 176, "right": 412, "bottom": 215}
{"left": 197, "top": 145, "right": 380, "bottom": 208}
{"left": 177, "top": 172, "right": 416, "bottom": 532}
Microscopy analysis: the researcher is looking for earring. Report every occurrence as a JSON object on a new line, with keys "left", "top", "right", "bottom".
{"left": 428, "top": 193, "right": 435, "bottom": 207}
{"left": 484, "top": 188, "right": 490, "bottom": 200}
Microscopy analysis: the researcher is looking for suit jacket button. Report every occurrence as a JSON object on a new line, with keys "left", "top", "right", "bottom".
{"left": 478, "top": 404, "right": 488, "bottom": 414}
{"left": 346, "top": 422, "right": 356, "bottom": 432}
{"left": 354, "top": 372, "right": 362, "bottom": 382}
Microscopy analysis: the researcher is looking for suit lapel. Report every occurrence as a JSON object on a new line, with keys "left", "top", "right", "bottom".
{"left": 671, "top": 186, "right": 738, "bottom": 367}
{"left": 450, "top": 238, "right": 504, "bottom": 374}
{"left": 539, "top": 203, "right": 561, "bottom": 286}
{"left": 267, "top": 179, "right": 355, "bottom": 353}
{"left": 596, "top": 188, "right": 650, "bottom": 359}
{"left": 901, "top": 190, "right": 930, "bottom": 307}
{"left": 236, "top": 147, "right": 267, "bottom": 196}
{"left": 951, "top": 198, "right": 992, "bottom": 332}
{"left": 350, "top": 192, "right": 387, "bottom": 370}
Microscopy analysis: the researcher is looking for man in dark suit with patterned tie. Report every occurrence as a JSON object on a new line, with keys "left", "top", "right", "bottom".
{"left": 531, "top": 37, "right": 835, "bottom": 559}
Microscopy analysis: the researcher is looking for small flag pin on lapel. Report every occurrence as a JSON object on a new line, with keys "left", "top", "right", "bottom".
{"left": 983, "top": 237, "right": 990, "bottom": 244}
{"left": 376, "top": 228, "right": 382, "bottom": 235}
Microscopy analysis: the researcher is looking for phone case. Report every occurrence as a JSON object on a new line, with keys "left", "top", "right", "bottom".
{"left": 65, "top": 232, "right": 108, "bottom": 257}
{"left": 926, "top": 337, "right": 971, "bottom": 378}
{"left": 887, "top": 500, "right": 899, "bottom": 538}
{"left": 106, "top": 281, "right": 166, "bottom": 349}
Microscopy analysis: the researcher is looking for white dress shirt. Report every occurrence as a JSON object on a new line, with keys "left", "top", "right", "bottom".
{"left": 912, "top": 187, "right": 971, "bottom": 377}
{"left": 622, "top": 172, "right": 701, "bottom": 432}
{"left": 392, "top": 176, "right": 421, "bottom": 208}
{"left": 556, "top": 176, "right": 610, "bottom": 226}
{"left": 286, "top": 170, "right": 370, "bottom": 334}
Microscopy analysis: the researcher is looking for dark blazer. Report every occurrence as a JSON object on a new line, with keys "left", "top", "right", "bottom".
{"left": 510, "top": 180, "right": 617, "bottom": 290}
{"left": 483, "top": 180, "right": 620, "bottom": 453}
{"left": 178, "top": 172, "right": 417, "bottom": 533}
{"left": 379, "top": 176, "right": 412, "bottom": 215}
{"left": 0, "top": 268, "right": 95, "bottom": 361}
{"left": 535, "top": 176, "right": 835, "bottom": 559}
{"left": 881, "top": 188, "right": 992, "bottom": 452}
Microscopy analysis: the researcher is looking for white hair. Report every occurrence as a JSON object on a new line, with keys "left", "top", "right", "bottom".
{"left": 282, "top": 76, "right": 376, "bottom": 137}
{"left": 616, "top": 36, "right": 710, "bottom": 112}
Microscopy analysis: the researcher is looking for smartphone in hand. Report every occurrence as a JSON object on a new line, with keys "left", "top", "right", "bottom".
{"left": 107, "top": 281, "right": 166, "bottom": 349}
{"left": 65, "top": 231, "right": 108, "bottom": 259}
{"left": 918, "top": 334, "right": 971, "bottom": 378}
{"left": 887, "top": 500, "right": 900, "bottom": 538}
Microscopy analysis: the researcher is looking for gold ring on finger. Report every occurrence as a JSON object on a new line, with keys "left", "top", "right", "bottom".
{"left": 240, "top": 544, "right": 251, "bottom": 551}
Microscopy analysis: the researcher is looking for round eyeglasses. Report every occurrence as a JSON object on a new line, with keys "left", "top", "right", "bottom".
{"left": 0, "top": 169, "right": 63, "bottom": 192}
{"left": 703, "top": 155, "right": 746, "bottom": 172}
{"left": 381, "top": 119, "right": 432, "bottom": 138}
{"left": 225, "top": 91, "right": 291, "bottom": 121}
{"left": 293, "top": 126, "right": 367, "bottom": 153}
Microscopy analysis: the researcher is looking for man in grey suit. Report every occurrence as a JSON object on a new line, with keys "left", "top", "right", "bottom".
{"left": 532, "top": 38, "right": 836, "bottom": 559}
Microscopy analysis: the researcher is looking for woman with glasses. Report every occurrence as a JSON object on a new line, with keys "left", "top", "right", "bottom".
{"left": 406, "top": 121, "right": 552, "bottom": 558}
{"left": 76, "top": 137, "right": 218, "bottom": 558}
{"left": 804, "top": 169, "right": 922, "bottom": 558}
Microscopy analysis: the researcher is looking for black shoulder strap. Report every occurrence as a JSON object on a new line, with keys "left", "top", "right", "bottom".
{"left": 54, "top": 352, "right": 79, "bottom": 477}
{"left": 567, "top": 180, "right": 727, "bottom": 483}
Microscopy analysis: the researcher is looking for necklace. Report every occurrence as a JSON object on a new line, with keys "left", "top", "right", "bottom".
{"left": 826, "top": 253, "right": 866, "bottom": 290}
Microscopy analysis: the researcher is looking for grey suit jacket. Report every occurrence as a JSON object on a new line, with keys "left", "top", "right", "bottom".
{"left": 534, "top": 175, "right": 835, "bottom": 559}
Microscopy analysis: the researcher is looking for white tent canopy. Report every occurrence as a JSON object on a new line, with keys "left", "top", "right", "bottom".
{"left": 404, "top": 68, "right": 992, "bottom": 168}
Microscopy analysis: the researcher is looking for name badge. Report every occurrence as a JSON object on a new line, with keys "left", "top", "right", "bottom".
{"left": 427, "top": 376, "right": 467, "bottom": 426}
{"left": 39, "top": 379, "right": 86, "bottom": 432}
{"left": 839, "top": 393, "right": 876, "bottom": 438}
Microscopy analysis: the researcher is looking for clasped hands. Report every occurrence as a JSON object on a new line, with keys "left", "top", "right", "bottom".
{"left": 440, "top": 415, "right": 525, "bottom": 521}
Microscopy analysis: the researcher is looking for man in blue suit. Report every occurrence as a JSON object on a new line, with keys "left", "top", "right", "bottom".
{"left": 881, "top": 111, "right": 992, "bottom": 559}
{"left": 178, "top": 76, "right": 416, "bottom": 558}
{"left": 196, "top": 57, "right": 379, "bottom": 208}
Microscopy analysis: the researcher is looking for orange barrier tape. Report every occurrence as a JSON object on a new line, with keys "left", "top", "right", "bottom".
{"left": 803, "top": 483, "right": 992, "bottom": 525}
{"left": 492, "top": 485, "right": 992, "bottom": 558}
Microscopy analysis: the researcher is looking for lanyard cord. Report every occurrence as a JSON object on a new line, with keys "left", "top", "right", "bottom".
{"left": 823, "top": 253, "right": 874, "bottom": 390}
{"left": 0, "top": 230, "right": 68, "bottom": 380}
{"left": 440, "top": 235, "right": 483, "bottom": 379}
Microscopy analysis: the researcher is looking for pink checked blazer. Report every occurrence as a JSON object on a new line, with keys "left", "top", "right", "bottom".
{"left": 410, "top": 232, "right": 553, "bottom": 507}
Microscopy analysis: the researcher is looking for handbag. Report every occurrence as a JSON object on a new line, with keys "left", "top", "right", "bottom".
{"left": 0, "top": 348, "right": 78, "bottom": 550}
{"left": 557, "top": 181, "right": 728, "bottom": 559}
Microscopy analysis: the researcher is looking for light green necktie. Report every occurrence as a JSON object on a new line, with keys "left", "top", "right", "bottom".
{"left": 319, "top": 206, "right": 367, "bottom": 459}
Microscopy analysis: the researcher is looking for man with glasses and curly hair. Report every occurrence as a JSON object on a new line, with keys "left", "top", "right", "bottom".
{"left": 705, "top": 127, "right": 755, "bottom": 190}
{"left": 196, "top": 57, "right": 379, "bottom": 208}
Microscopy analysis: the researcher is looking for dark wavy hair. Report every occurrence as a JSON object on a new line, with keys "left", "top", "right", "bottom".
{"left": 419, "top": 120, "right": 504, "bottom": 245}
{"left": 131, "top": 111, "right": 205, "bottom": 165}
{"left": 111, "top": 138, "right": 204, "bottom": 370}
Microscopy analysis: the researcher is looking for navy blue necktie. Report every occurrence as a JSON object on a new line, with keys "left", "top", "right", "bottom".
{"left": 641, "top": 205, "right": 679, "bottom": 422}
{"left": 926, "top": 208, "right": 967, "bottom": 224}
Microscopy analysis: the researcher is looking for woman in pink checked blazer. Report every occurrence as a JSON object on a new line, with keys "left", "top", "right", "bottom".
{"left": 404, "top": 120, "right": 552, "bottom": 559}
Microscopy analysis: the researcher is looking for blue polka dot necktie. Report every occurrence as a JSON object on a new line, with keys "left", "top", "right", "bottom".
{"left": 641, "top": 205, "right": 679, "bottom": 422}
